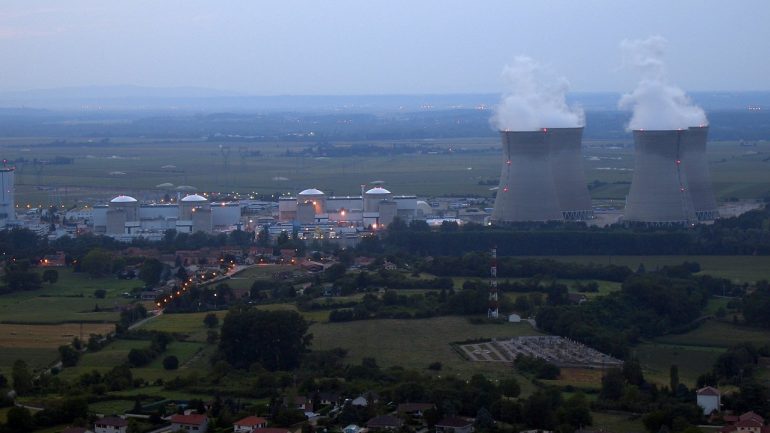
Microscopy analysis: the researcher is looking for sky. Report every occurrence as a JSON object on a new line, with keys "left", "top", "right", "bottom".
{"left": 1, "top": 1, "right": 768, "bottom": 95}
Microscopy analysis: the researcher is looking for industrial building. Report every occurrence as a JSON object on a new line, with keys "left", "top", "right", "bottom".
{"left": 278, "top": 187, "right": 418, "bottom": 228}
{"left": 92, "top": 194, "right": 241, "bottom": 238}
{"left": 491, "top": 128, "right": 594, "bottom": 223}
{"left": 0, "top": 166, "right": 15, "bottom": 228}
{"left": 624, "top": 127, "right": 718, "bottom": 225}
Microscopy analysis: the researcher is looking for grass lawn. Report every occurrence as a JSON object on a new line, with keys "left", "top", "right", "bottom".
{"left": 654, "top": 319, "right": 770, "bottom": 348}
{"left": 0, "top": 323, "right": 114, "bottom": 348}
{"left": 591, "top": 411, "right": 646, "bottom": 433}
{"left": 633, "top": 342, "right": 724, "bottom": 387}
{"left": 310, "top": 316, "right": 542, "bottom": 380}
{"left": 89, "top": 399, "right": 136, "bottom": 416}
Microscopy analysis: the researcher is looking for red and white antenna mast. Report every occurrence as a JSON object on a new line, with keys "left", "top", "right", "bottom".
{"left": 488, "top": 246, "right": 499, "bottom": 318}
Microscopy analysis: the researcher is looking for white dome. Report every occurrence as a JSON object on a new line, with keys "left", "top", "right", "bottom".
{"left": 110, "top": 195, "right": 137, "bottom": 203}
{"left": 181, "top": 194, "right": 208, "bottom": 202}
{"left": 365, "top": 187, "right": 391, "bottom": 195}
{"left": 299, "top": 188, "right": 324, "bottom": 196}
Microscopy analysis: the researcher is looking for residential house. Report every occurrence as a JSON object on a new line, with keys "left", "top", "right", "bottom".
{"left": 318, "top": 391, "right": 341, "bottom": 406}
{"left": 94, "top": 417, "right": 128, "bottom": 433}
{"left": 436, "top": 417, "right": 474, "bottom": 433}
{"left": 40, "top": 251, "right": 66, "bottom": 267}
{"left": 367, "top": 415, "right": 404, "bottom": 431}
{"left": 233, "top": 416, "right": 267, "bottom": 433}
{"left": 696, "top": 386, "right": 721, "bottom": 415}
{"left": 351, "top": 391, "right": 379, "bottom": 407}
{"left": 170, "top": 414, "right": 209, "bottom": 433}
{"left": 720, "top": 412, "right": 769, "bottom": 433}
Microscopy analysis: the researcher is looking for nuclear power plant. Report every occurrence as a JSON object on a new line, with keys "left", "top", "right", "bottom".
{"left": 624, "top": 127, "right": 718, "bottom": 225}
{"left": 491, "top": 128, "right": 593, "bottom": 223}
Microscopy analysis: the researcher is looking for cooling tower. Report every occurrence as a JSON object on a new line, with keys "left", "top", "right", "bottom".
{"left": 547, "top": 127, "right": 593, "bottom": 220}
{"left": 681, "top": 126, "right": 719, "bottom": 221}
{"left": 624, "top": 130, "right": 696, "bottom": 225}
{"left": 491, "top": 130, "right": 563, "bottom": 223}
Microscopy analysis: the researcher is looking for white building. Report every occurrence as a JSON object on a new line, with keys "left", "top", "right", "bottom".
{"left": 696, "top": 386, "right": 721, "bottom": 415}
{"left": 94, "top": 417, "right": 127, "bottom": 433}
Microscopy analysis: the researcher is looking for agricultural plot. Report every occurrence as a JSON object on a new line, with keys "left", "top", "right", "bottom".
{"left": 633, "top": 342, "right": 724, "bottom": 387}
{"left": 526, "top": 255, "right": 770, "bottom": 283}
{"left": 310, "top": 316, "right": 542, "bottom": 378}
{"left": 654, "top": 319, "right": 770, "bottom": 348}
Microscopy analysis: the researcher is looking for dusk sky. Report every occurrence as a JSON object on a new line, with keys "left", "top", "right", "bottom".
{"left": 1, "top": 1, "right": 768, "bottom": 95}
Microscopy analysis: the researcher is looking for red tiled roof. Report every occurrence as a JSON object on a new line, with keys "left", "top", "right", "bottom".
{"left": 436, "top": 417, "right": 473, "bottom": 428}
{"left": 696, "top": 386, "right": 720, "bottom": 396}
{"left": 234, "top": 416, "right": 267, "bottom": 427}
{"left": 734, "top": 420, "right": 763, "bottom": 428}
{"left": 170, "top": 414, "right": 208, "bottom": 425}
{"left": 740, "top": 412, "right": 765, "bottom": 424}
{"left": 96, "top": 417, "right": 128, "bottom": 427}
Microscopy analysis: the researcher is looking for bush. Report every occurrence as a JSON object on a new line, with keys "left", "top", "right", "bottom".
{"left": 94, "top": 289, "right": 107, "bottom": 299}
{"left": 163, "top": 355, "right": 179, "bottom": 370}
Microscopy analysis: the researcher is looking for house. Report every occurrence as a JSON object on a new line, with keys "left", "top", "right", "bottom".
{"left": 170, "top": 414, "right": 209, "bottom": 433}
{"left": 94, "top": 417, "right": 128, "bottom": 433}
{"left": 351, "top": 391, "right": 379, "bottom": 407}
{"left": 317, "top": 391, "right": 341, "bottom": 406}
{"left": 233, "top": 416, "right": 267, "bottom": 433}
{"left": 696, "top": 386, "right": 721, "bottom": 415}
{"left": 367, "top": 415, "right": 404, "bottom": 431}
{"left": 285, "top": 395, "right": 313, "bottom": 412}
{"left": 436, "top": 417, "right": 474, "bottom": 433}
{"left": 567, "top": 293, "right": 588, "bottom": 305}
{"left": 40, "top": 251, "right": 66, "bottom": 267}
{"left": 397, "top": 403, "right": 435, "bottom": 417}
{"left": 720, "top": 412, "right": 769, "bottom": 433}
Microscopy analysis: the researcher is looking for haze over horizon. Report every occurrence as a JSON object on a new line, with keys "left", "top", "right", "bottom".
{"left": 1, "top": 1, "right": 769, "bottom": 96}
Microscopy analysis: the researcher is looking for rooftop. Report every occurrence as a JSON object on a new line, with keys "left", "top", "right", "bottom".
{"left": 110, "top": 195, "right": 138, "bottom": 203}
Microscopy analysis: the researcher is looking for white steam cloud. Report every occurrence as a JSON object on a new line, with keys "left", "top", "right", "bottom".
{"left": 618, "top": 36, "right": 707, "bottom": 130}
{"left": 491, "top": 56, "right": 584, "bottom": 131}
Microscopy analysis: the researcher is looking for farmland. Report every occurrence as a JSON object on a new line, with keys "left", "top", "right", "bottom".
{"left": 2, "top": 136, "right": 769, "bottom": 208}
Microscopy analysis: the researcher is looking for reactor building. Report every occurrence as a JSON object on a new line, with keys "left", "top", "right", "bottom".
{"left": 491, "top": 127, "right": 593, "bottom": 223}
{"left": 624, "top": 127, "right": 718, "bottom": 225}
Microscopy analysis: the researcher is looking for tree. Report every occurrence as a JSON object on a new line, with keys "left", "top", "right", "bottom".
{"left": 58, "top": 345, "right": 80, "bottom": 367}
{"left": 12, "top": 360, "right": 32, "bottom": 395}
{"left": 41, "top": 269, "right": 59, "bottom": 284}
{"left": 94, "top": 289, "right": 107, "bottom": 299}
{"left": 81, "top": 249, "right": 113, "bottom": 277}
{"left": 600, "top": 369, "right": 625, "bottom": 401}
{"left": 670, "top": 365, "right": 680, "bottom": 392}
{"left": 5, "top": 406, "right": 34, "bottom": 433}
{"left": 139, "top": 258, "right": 164, "bottom": 287}
{"left": 500, "top": 377, "right": 521, "bottom": 398}
{"left": 219, "top": 309, "right": 312, "bottom": 370}
{"left": 203, "top": 313, "right": 219, "bottom": 328}
{"left": 163, "top": 355, "right": 179, "bottom": 370}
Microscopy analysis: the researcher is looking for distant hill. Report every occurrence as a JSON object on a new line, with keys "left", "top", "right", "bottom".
{"left": 0, "top": 86, "right": 768, "bottom": 112}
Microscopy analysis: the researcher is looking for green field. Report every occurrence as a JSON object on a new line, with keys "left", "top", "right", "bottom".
{"left": 310, "top": 316, "right": 542, "bottom": 377}
{"left": 524, "top": 255, "right": 770, "bottom": 282}
{"left": 58, "top": 339, "right": 209, "bottom": 382}
{"left": 655, "top": 320, "right": 770, "bottom": 348}
{"left": 591, "top": 411, "right": 646, "bottom": 433}
{"left": 3, "top": 137, "right": 769, "bottom": 207}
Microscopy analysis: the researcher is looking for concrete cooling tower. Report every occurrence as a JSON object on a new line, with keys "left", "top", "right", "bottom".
{"left": 681, "top": 126, "right": 719, "bottom": 221}
{"left": 624, "top": 130, "right": 696, "bottom": 225}
{"left": 547, "top": 127, "right": 594, "bottom": 221}
{"left": 491, "top": 130, "right": 563, "bottom": 222}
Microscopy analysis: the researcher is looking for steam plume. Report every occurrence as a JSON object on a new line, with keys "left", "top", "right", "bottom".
{"left": 492, "top": 56, "right": 583, "bottom": 131}
{"left": 619, "top": 36, "right": 707, "bottom": 130}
